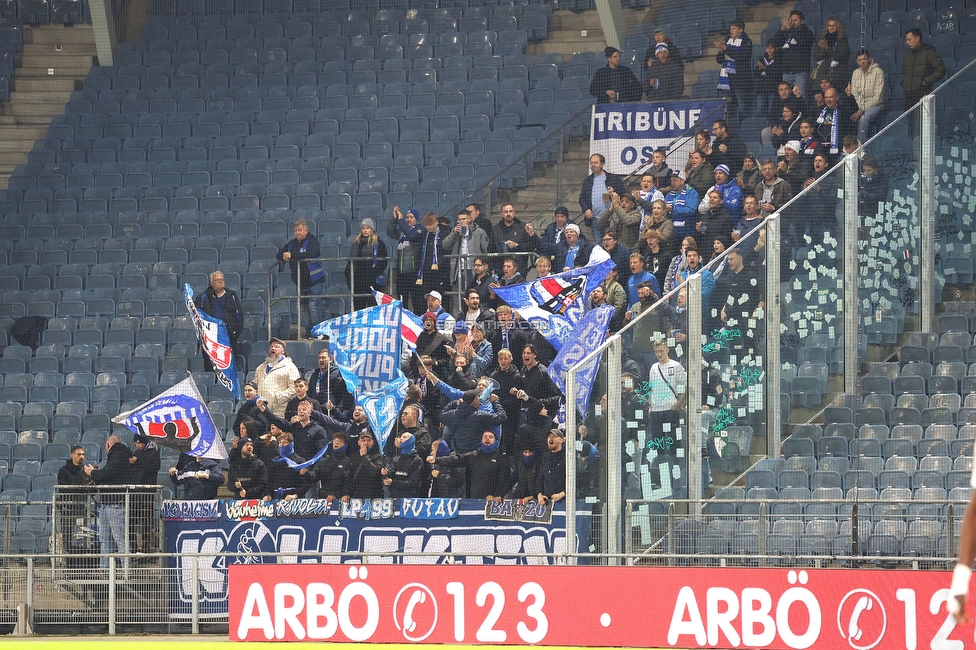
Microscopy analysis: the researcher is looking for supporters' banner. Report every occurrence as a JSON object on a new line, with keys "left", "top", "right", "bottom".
{"left": 590, "top": 99, "right": 727, "bottom": 175}
{"left": 165, "top": 498, "right": 591, "bottom": 616}
{"left": 229, "top": 565, "right": 962, "bottom": 646}
{"left": 113, "top": 377, "right": 227, "bottom": 460}
{"left": 310, "top": 303, "right": 407, "bottom": 448}
{"left": 183, "top": 283, "right": 242, "bottom": 399}
{"left": 491, "top": 259, "right": 615, "bottom": 350}
{"left": 549, "top": 305, "right": 614, "bottom": 416}
{"left": 372, "top": 288, "right": 422, "bottom": 349}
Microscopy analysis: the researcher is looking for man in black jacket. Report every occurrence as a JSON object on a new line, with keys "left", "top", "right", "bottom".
{"left": 169, "top": 453, "right": 225, "bottom": 500}
{"left": 228, "top": 436, "right": 268, "bottom": 500}
{"left": 195, "top": 271, "right": 243, "bottom": 371}
{"left": 58, "top": 445, "right": 94, "bottom": 566}
{"left": 343, "top": 430, "right": 385, "bottom": 500}
{"left": 128, "top": 433, "right": 161, "bottom": 552}
{"left": 775, "top": 10, "right": 816, "bottom": 100}
{"left": 314, "top": 432, "right": 352, "bottom": 504}
{"left": 85, "top": 435, "right": 133, "bottom": 569}
{"left": 429, "top": 430, "right": 508, "bottom": 499}
{"left": 307, "top": 349, "right": 353, "bottom": 418}
{"left": 536, "top": 429, "right": 567, "bottom": 505}
{"left": 383, "top": 432, "right": 427, "bottom": 498}
{"left": 589, "top": 46, "right": 643, "bottom": 104}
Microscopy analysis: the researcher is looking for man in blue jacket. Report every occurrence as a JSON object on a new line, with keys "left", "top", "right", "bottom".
{"left": 169, "top": 452, "right": 225, "bottom": 500}
{"left": 665, "top": 171, "right": 700, "bottom": 247}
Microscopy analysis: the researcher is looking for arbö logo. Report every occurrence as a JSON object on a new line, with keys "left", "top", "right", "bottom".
{"left": 837, "top": 589, "right": 886, "bottom": 650}
{"left": 393, "top": 583, "right": 438, "bottom": 641}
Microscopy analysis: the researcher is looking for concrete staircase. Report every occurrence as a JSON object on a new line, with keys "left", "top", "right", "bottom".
{"left": 0, "top": 24, "right": 95, "bottom": 189}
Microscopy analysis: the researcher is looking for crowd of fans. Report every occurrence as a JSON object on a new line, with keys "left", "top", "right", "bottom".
{"left": 593, "top": 14, "right": 946, "bottom": 147}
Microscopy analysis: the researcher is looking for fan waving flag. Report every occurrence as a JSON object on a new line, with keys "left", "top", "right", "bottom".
{"left": 372, "top": 288, "right": 421, "bottom": 349}
{"left": 113, "top": 377, "right": 228, "bottom": 460}
{"left": 549, "top": 305, "right": 615, "bottom": 417}
{"left": 490, "top": 258, "right": 616, "bottom": 350}
{"left": 184, "top": 283, "right": 242, "bottom": 399}
{"left": 310, "top": 302, "right": 408, "bottom": 449}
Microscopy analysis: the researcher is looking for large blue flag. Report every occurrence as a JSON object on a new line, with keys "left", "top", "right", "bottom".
{"left": 113, "top": 377, "right": 228, "bottom": 460}
{"left": 310, "top": 302, "right": 407, "bottom": 449}
{"left": 184, "top": 283, "right": 242, "bottom": 399}
{"left": 490, "top": 258, "right": 616, "bottom": 350}
{"left": 549, "top": 305, "right": 614, "bottom": 417}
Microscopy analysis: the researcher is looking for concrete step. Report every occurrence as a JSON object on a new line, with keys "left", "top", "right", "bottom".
{"left": 8, "top": 89, "right": 73, "bottom": 103}
{"left": 552, "top": 10, "right": 604, "bottom": 32}
{"left": 20, "top": 53, "right": 94, "bottom": 69}
{"left": 0, "top": 114, "right": 52, "bottom": 126}
{"left": 2, "top": 100, "right": 69, "bottom": 116}
{"left": 0, "top": 137, "right": 44, "bottom": 151}
{"left": 11, "top": 77, "right": 80, "bottom": 92}
{"left": 28, "top": 24, "right": 95, "bottom": 44}
{"left": 23, "top": 42, "right": 98, "bottom": 57}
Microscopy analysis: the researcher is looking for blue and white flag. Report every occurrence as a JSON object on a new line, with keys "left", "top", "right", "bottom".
{"left": 490, "top": 258, "right": 616, "bottom": 351}
{"left": 549, "top": 305, "right": 614, "bottom": 417}
{"left": 310, "top": 302, "right": 407, "bottom": 449}
{"left": 183, "top": 283, "right": 242, "bottom": 399}
{"left": 113, "top": 377, "right": 228, "bottom": 460}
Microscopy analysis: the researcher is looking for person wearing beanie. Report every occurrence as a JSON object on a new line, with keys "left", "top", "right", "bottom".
{"left": 383, "top": 432, "right": 427, "bottom": 498}
{"left": 388, "top": 205, "right": 425, "bottom": 312}
{"left": 506, "top": 443, "right": 539, "bottom": 503}
{"left": 129, "top": 433, "right": 160, "bottom": 486}
{"left": 589, "top": 45, "right": 642, "bottom": 103}
{"left": 705, "top": 164, "right": 744, "bottom": 226}
{"left": 345, "top": 217, "right": 388, "bottom": 311}
{"left": 313, "top": 431, "right": 352, "bottom": 505}
{"left": 343, "top": 430, "right": 385, "bottom": 500}
{"left": 426, "top": 439, "right": 462, "bottom": 498}
{"left": 645, "top": 42, "right": 683, "bottom": 101}
{"left": 428, "top": 430, "right": 507, "bottom": 500}
{"left": 169, "top": 450, "right": 225, "bottom": 501}
{"left": 536, "top": 429, "right": 567, "bottom": 505}
{"left": 232, "top": 380, "right": 267, "bottom": 434}
{"left": 228, "top": 434, "right": 268, "bottom": 499}
{"left": 263, "top": 430, "right": 318, "bottom": 501}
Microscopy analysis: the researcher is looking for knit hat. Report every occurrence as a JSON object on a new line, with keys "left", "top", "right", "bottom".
{"left": 565, "top": 223, "right": 581, "bottom": 234}
{"left": 462, "top": 389, "right": 481, "bottom": 405}
{"left": 359, "top": 217, "right": 375, "bottom": 230}
{"left": 422, "top": 311, "right": 437, "bottom": 324}
{"left": 454, "top": 321, "right": 469, "bottom": 335}
{"left": 406, "top": 209, "right": 420, "bottom": 220}
{"left": 784, "top": 140, "right": 801, "bottom": 152}
{"left": 133, "top": 433, "right": 149, "bottom": 445}
{"left": 554, "top": 206, "right": 570, "bottom": 217}
{"left": 714, "top": 164, "right": 731, "bottom": 176}
{"left": 655, "top": 43, "right": 668, "bottom": 54}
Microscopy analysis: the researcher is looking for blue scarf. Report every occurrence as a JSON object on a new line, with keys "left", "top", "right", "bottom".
{"left": 522, "top": 451, "right": 536, "bottom": 466}
{"left": 332, "top": 442, "right": 348, "bottom": 455}
{"left": 718, "top": 36, "right": 742, "bottom": 92}
{"left": 273, "top": 440, "right": 330, "bottom": 470}
{"left": 399, "top": 434, "right": 416, "bottom": 455}
{"left": 480, "top": 438, "right": 500, "bottom": 454}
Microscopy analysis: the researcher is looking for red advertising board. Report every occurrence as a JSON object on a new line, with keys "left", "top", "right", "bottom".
{"left": 229, "top": 565, "right": 972, "bottom": 648}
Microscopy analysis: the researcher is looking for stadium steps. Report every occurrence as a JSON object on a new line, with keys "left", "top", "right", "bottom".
{"left": 0, "top": 24, "right": 94, "bottom": 189}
